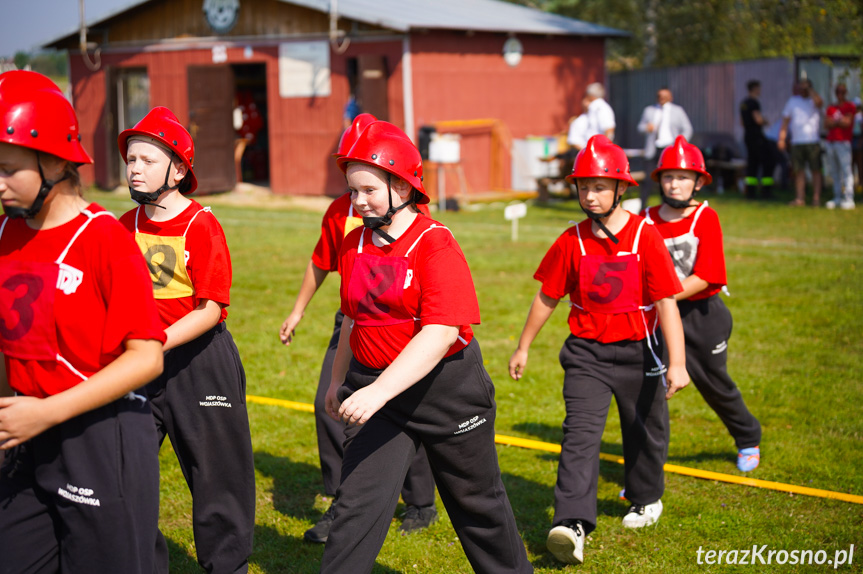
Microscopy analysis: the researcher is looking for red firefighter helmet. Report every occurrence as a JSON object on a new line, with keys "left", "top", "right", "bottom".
{"left": 337, "top": 121, "right": 428, "bottom": 203}
{"left": 566, "top": 134, "right": 639, "bottom": 187}
{"left": 118, "top": 106, "right": 197, "bottom": 194}
{"left": 0, "top": 70, "right": 93, "bottom": 164}
{"left": 333, "top": 113, "right": 377, "bottom": 158}
{"left": 651, "top": 135, "right": 712, "bottom": 184}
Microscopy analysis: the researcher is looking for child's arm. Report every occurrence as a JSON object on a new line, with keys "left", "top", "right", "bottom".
{"left": 163, "top": 298, "right": 223, "bottom": 351}
{"left": 325, "top": 316, "right": 355, "bottom": 421}
{"left": 0, "top": 338, "right": 163, "bottom": 449}
{"left": 674, "top": 274, "right": 709, "bottom": 301}
{"left": 335, "top": 324, "right": 460, "bottom": 426}
{"left": 279, "top": 259, "right": 330, "bottom": 345}
{"left": 509, "top": 290, "right": 559, "bottom": 380}
{"left": 655, "top": 296, "right": 689, "bottom": 399}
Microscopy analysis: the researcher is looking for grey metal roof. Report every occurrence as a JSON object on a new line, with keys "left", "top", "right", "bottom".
{"left": 290, "top": 0, "right": 628, "bottom": 37}
{"left": 43, "top": 0, "right": 626, "bottom": 49}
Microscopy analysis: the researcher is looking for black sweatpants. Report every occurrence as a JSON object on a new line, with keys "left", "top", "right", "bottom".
{"left": 744, "top": 136, "right": 777, "bottom": 196}
{"left": 320, "top": 339, "right": 533, "bottom": 574}
{"left": 678, "top": 295, "right": 761, "bottom": 449}
{"left": 147, "top": 322, "right": 255, "bottom": 574}
{"left": 554, "top": 335, "right": 669, "bottom": 535}
{"left": 314, "top": 310, "right": 435, "bottom": 505}
{"left": 0, "top": 397, "right": 160, "bottom": 574}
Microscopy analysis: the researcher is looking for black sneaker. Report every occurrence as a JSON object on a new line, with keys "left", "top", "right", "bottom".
{"left": 399, "top": 504, "right": 438, "bottom": 533}
{"left": 304, "top": 503, "right": 336, "bottom": 543}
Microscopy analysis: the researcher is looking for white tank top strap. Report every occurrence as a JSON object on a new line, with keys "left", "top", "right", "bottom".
{"left": 0, "top": 216, "right": 9, "bottom": 243}
{"left": 689, "top": 201, "right": 708, "bottom": 233}
{"left": 183, "top": 206, "right": 212, "bottom": 237}
{"left": 134, "top": 205, "right": 141, "bottom": 233}
{"left": 405, "top": 224, "right": 452, "bottom": 256}
{"left": 348, "top": 203, "right": 354, "bottom": 218}
{"left": 644, "top": 206, "right": 657, "bottom": 224}
{"left": 631, "top": 218, "right": 648, "bottom": 255}
{"left": 56, "top": 209, "right": 114, "bottom": 265}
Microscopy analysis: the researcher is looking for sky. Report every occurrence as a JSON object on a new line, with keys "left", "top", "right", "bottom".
{"left": 0, "top": 0, "right": 128, "bottom": 58}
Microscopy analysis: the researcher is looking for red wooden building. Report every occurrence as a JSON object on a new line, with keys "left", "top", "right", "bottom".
{"left": 46, "top": 0, "right": 624, "bottom": 197}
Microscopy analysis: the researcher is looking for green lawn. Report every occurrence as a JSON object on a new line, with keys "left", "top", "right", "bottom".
{"left": 87, "top": 188, "right": 863, "bottom": 573}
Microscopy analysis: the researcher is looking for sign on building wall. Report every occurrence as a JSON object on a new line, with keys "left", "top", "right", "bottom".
{"left": 278, "top": 41, "right": 331, "bottom": 98}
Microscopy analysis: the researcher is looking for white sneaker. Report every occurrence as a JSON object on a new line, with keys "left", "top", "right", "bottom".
{"left": 840, "top": 201, "right": 856, "bottom": 210}
{"left": 622, "top": 499, "right": 663, "bottom": 528}
{"left": 825, "top": 200, "right": 837, "bottom": 210}
{"left": 547, "top": 520, "right": 585, "bottom": 564}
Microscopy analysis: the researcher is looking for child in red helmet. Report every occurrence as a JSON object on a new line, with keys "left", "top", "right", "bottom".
{"left": 0, "top": 71, "right": 166, "bottom": 573}
{"left": 643, "top": 135, "right": 761, "bottom": 472}
{"left": 321, "top": 120, "right": 533, "bottom": 574}
{"left": 278, "top": 113, "right": 437, "bottom": 543}
{"left": 117, "top": 107, "right": 255, "bottom": 573}
{"left": 509, "top": 134, "right": 688, "bottom": 565}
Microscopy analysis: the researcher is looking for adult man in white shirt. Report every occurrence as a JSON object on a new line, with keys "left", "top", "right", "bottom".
{"left": 583, "top": 82, "right": 616, "bottom": 141}
{"left": 778, "top": 79, "right": 823, "bottom": 206}
{"left": 637, "top": 88, "right": 693, "bottom": 210}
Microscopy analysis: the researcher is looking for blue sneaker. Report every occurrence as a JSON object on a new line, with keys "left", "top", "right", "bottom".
{"left": 737, "top": 446, "right": 760, "bottom": 472}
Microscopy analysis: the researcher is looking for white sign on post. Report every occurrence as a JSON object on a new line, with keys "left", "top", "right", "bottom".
{"left": 504, "top": 202, "right": 527, "bottom": 242}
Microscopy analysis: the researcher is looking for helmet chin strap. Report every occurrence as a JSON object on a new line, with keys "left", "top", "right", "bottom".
{"left": 3, "top": 152, "right": 69, "bottom": 220}
{"left": 129, "top": 158, "right": 180, "bottom": 210}
{"left": 362, "top": 173, "right": 414, "bottom": 244}
{"left": 660, "top": 175, "right": 699, "bottom": 209}
{"left": 578, "top": 179, "right": 622, "bottom": 244}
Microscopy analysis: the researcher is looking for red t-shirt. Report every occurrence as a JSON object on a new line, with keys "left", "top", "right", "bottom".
{"left": 339, "top": 216, "right": 479, "bottom": 369}
{"left": 826, "top": 101, "right": 856, "bottom": 142}
{"left": 0, "top": 204, "right": 166, "bottom": 398}
{"left": 642, "top": 203, "right": 727, "bottom": 300}
{"left": 120, "top": 200, "right": 231, "bottom": 330}
{"left": 534, "top": 215, "right": 682, "bottom": 343}
{"left": 313, "top": 193, "right": 431, "bottom": 274}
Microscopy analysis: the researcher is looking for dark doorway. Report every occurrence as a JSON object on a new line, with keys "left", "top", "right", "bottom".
{"left": 188, "top": 65, "right": 236, "bottom": 194}
{"left": 231, "top": 63, "right": 270, "bottom": 185}
{"left": 356, "top": 55, "right": 389, "bottom": 121}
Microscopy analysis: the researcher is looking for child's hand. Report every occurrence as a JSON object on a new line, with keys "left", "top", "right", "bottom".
{"left": 325, "top": 384, "right": 342, "bottom": 422}
{"left": 508, "top": 348, "right": 529, "bottom": 380}
{"left": 279, "top": 311, "right": 303, "bottom": 345}
{"left": 338, "top": 384, "right": 389, "bottom": 425}
{"left": 665, "top": 365, "right": 690, "bottom": 400}
{"left": 0, "top": 396, "right": 54, "bottom": 449}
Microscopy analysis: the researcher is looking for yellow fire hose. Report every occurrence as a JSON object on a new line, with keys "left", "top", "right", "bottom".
{"left": 247, "top": 395, "right": 863, "bottom": 505}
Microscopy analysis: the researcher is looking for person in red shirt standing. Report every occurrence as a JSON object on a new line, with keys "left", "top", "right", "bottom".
{"left": 117, "top": 107, "right": 255, "bottom": 574}
{"left": 824, "top": 83, "right": 857, "bottom": 210}
{"left": 321, "top": 121, "right": 533, "bottom": 574}
{"left": 644, "top": 136, "right": 762, "bottom": 471}
{"left": 278, "top": 113, "right": 436, "bottom": 543}
{"left": 509, "top": 135, "right": 688, "bottom": 566}
{"left": 0, "top": 71, "right": 166, "bottom": 573}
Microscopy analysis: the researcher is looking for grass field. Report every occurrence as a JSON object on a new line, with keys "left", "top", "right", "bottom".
{"left": 88, "top": 188, "right": 863, "bottom": 573}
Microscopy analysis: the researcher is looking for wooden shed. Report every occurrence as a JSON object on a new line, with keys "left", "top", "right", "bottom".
{"left": 46, "top": 0, "right": 625, "bottom": 197}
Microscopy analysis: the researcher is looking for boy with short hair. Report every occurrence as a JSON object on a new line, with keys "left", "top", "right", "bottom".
{"left": 509, "top": 134, "right": 688, "bottom": 565}
{"left": 643, "top": 135, "right": 762, "bottom": 472}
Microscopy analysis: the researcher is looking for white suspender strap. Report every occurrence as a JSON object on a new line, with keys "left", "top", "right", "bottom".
{"left": 183, "top": 207, "right": 212, "bottom": 237}
{"left": 348, "top": 204, "right": 354, "bottom": 218}
{"left": 0, "top": 217, "right": 8, "bottom": 243}
{"left": 631, "top": 218, "right": 648, "bottom": 255}
{"left": 690, "top": 201, "right": 708, "bottom": 234}
{"left": 574, "top": 223, "right": 587, "bottom": 256}
{"left": 134, "top": 205, "right": 141, "bottom": 233}
{"left": 357, "top": 227, "right": 367, "bottom": 253}
{"left": 405, "top": 224, "right": 452, "bottom": 256}
{"left": 55, "top": 210, "right": 114, "bottom": 265}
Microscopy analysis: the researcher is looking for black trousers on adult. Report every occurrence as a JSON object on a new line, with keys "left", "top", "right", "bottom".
{"left": 639, "top": 147, "right": 666, "bottom": 211}
{"left": 148, "top": 322, "right": 255, "bottom": 574}
{"left": 0, "top": 398, "right": 160, "bottom": 574}
{"left": 314, "top": 310, "right": 436, "bottom": 505}
{"left": 744, "top": 136, "right": 777, "bottom": 198}
{"left": 553, "top": 335, "right": 669, "bottom": 535}
{"left": 677, "top": 295, "right": 761, "bottom": 449}
{"left": 320, "top": 339, "right": 533, "bottom": 574}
